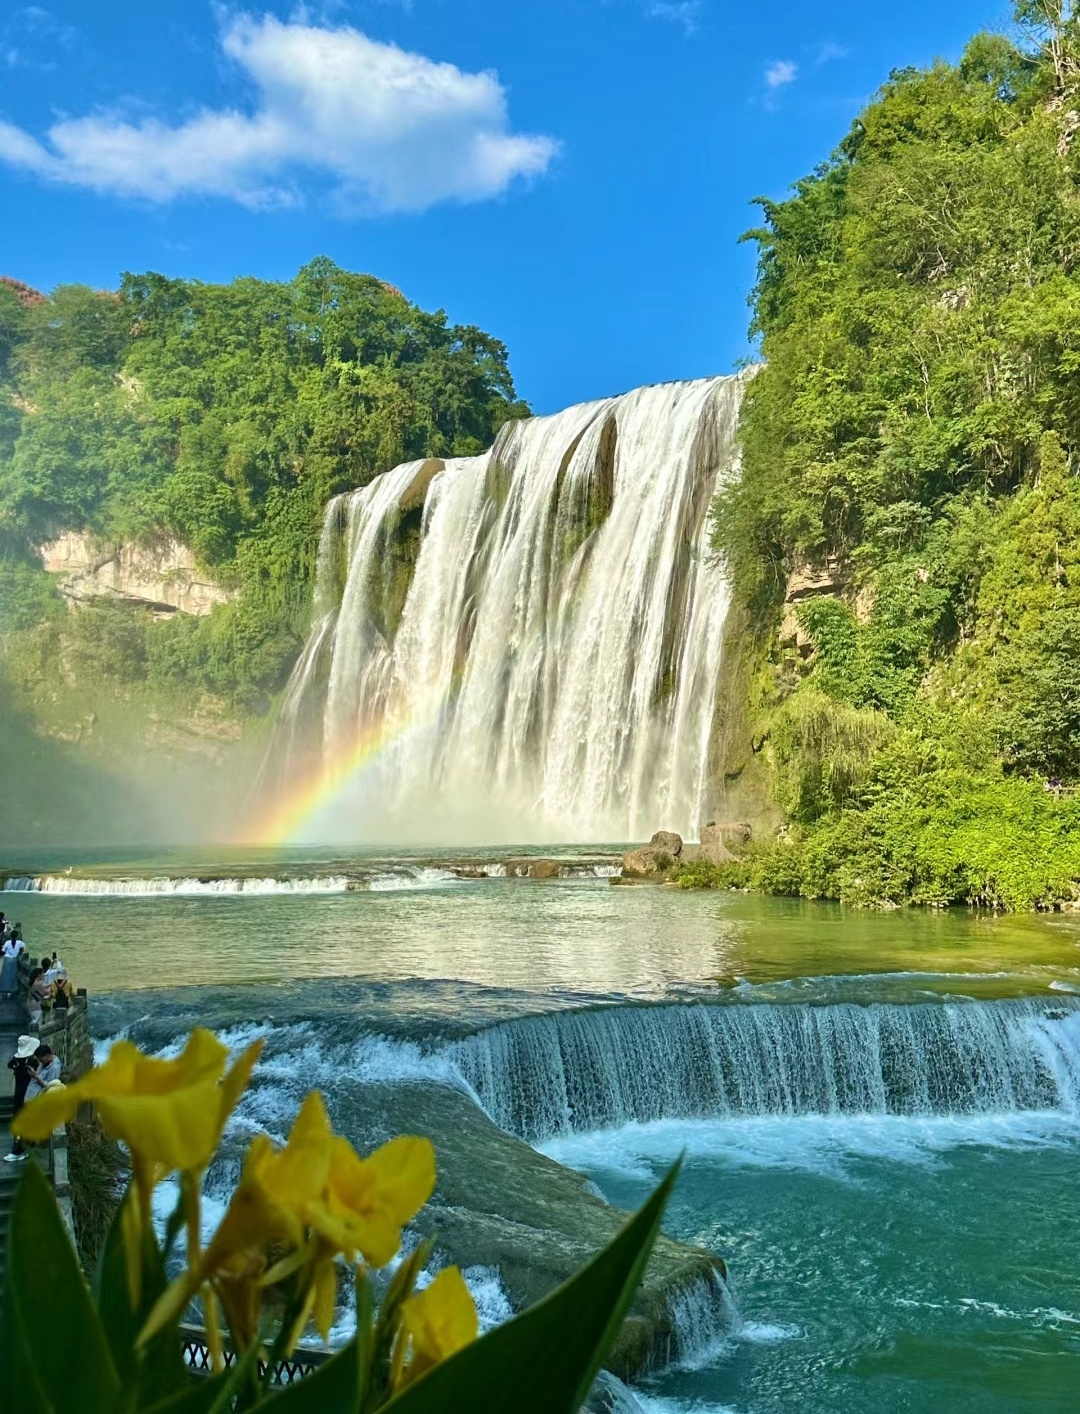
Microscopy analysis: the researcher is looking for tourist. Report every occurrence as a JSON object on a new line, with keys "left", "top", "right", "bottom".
{"left": 26, "top": 1043, "right": 61, "bottom": 1101}
{"left": 27, "top": 966, "right": 51, "bottom": 1027}
{"left": 43, "top": 953, "right": 63, "bottom": 986}
{"left": 52, "top": 967, "right": 75, "bottom": 1009}
{"left": 4, "top": 1035, "right": 38, "bottom": 1164}
{"left": 0, "top": 928, "right": 25, "bottom": 993}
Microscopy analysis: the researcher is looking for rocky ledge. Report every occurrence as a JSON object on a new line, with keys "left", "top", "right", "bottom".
{"left": 343, "top": 1080, "right": 730, "bottom": 1381}
{"left": 620, "top": 823, "right": 752, "bottom": 879}
{"left": 39, "top": 531, "right": 233, "bottom": 617}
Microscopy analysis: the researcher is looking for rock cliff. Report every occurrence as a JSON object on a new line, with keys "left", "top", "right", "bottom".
{"left": 39, "top": 532, "right": 232, "bottom": 617}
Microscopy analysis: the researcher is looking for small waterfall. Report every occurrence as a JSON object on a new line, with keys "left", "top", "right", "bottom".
{"left": 270, "top": 374, "right": 747, "bottom": 842}
{"left": 449, "top": 999, "right": 1080, "bottom": 1141}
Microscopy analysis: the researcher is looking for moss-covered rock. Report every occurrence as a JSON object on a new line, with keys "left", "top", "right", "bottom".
{"left": 339, "top": 1080, "right": 729, "bottom": 1382}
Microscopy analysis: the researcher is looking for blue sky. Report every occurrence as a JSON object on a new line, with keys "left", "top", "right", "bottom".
{"left": 1, "top": 0, "right": 1010, "bottom": 413}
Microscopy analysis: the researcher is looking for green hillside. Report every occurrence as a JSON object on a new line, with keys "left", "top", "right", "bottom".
{"left": 703, "top": 5, "right": 1080, "bottom": 908}
{"left": 0, "top": 260, "right": 527, "bottom": 809}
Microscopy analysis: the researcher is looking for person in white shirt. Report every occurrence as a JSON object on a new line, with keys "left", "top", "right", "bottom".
{"left": 0, "top": 933, "right": 24, "bottom": 993}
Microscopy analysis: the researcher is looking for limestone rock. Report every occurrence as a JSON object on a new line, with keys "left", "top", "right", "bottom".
{"left": 697, "top": 821, "right": 752, "bottom": 865}
{"left": 40, "top": 532, "right": 231, "bottom": 618}
{"left": 650, "top": 830, "right": 683, "bottom": 857}
{"left": 779, "top": 560, "right": 845, "bottom": 657}
{"left": 622, "top": 832, "right": 682, "bottom": 877}
{"left": 502, "top": 857, "right": 563, "bottom": 879}
{"left": 346, "top": 1080, "right": 730, "bottom": 1382}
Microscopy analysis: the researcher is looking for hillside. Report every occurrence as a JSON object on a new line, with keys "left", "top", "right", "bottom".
{"left": 703, "top": 5, "right": 1080, "bottom": 908}
{"left": 0, "top": 261, "right": 528, "bottom": 840}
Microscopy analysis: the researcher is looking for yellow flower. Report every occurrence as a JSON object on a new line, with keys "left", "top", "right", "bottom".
{"left": 203, "top": 1091, "right": 335, "bottom": 1267}
{"left": 398, "top": 1267, "right": 478, "bottom": 1384}
{"left": 306, "top": 1133, "right": 436, "bottom": 1267}
{"left": 13, "top": 1029, "right": 262, "bottom": 1176}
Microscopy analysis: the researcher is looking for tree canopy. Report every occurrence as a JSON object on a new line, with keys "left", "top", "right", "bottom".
{"left": 706, "top": 5, "right": 1080, "bottom": 907}
{"left": 0, "top": 259, "right": 527, "bottom": 707}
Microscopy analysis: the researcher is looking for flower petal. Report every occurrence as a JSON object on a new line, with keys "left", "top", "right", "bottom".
{"left": 11, "top": 1085, "right": 79, "bottom": 1141}
{"left": 401, "top": 1267, "right": 477, "bottom": 1381}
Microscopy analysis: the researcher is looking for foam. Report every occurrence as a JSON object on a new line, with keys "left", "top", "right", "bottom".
{"left": 1, "top": 874, "right": 353, "bottom": 896}
{"left": 540, "top": 1109, "right": 1080, "bottom": 1181}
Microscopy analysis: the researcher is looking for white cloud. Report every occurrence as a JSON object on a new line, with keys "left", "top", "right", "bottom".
{"left": 647, "top": 1, "right": 702, "bottom": 35}
{"left": 812, "top": 41, "right": 849, "bottom": 66}
{"left": 764, "top": 59, "right": 797, "bottom": 90}
{"left": 0, "top": 12, "right": 558, "bottom": 213}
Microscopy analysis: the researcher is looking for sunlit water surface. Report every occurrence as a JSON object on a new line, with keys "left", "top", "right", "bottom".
{"left": 5, "top": 847, "right": 1080, "bottom": 1411}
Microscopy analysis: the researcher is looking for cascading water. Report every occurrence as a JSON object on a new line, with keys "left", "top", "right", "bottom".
{"left": 271, "top": 374, "right": 747, "bottom": 842}
{"left": 448, "top": 999, "right": 1080, "bottom": 1141}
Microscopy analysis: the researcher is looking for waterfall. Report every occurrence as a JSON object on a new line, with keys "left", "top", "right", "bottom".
{"left": 272, "top": 374, "right": 746, "bottom": 842}
{"left": 448, "top": 999, "right": 1080, "bottom": 1141}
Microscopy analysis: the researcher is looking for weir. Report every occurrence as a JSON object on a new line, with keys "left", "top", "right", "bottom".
{"left": 270, "top": 374, "right": 748, "bottom": 842}
{"left": 447, "top": 998, "right": 1080, "bottom": 1141}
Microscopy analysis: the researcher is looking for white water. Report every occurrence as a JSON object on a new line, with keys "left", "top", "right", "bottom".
{"left": 0, "top": 874, "right": 355, "bottom": 896}
{"left": 449, "top": 998, "right": 1080, "bottom": 1140}
{"left": 273, "top": 375, "right": 746, "bottom": 842}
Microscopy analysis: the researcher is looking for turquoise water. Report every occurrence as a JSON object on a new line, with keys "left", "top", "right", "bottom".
{"left": 549, "top": 1116, "right": 1080, "bottom": 1412}
{"left": 6, "top": 857, "right": 1080, "bottom": 1410}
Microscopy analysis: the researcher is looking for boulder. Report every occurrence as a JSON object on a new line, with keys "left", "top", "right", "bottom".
{"left": 621, "top": 831, "right": 682, "bottom": 878}
{"left": 697, "top": 821, "right": 752, "bottom": 865}
{"left": 501, "top": 857, "right": 563, "bottom": 880}
{"left": 649, "top": 830, "right": 683, "bottom": 857}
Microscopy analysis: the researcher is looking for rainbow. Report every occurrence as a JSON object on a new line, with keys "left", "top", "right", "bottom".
{"left": 242, "top": 716, "right": 408, "bottom": 847}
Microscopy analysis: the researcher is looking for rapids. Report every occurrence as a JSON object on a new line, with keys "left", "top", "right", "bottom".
{"left": 15, "top": 859, "right": 1080, "bottom": 1409}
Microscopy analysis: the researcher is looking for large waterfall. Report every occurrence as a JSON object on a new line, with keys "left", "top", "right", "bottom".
{"left": 273, "top": 374, "right": 746, "bottom": 842}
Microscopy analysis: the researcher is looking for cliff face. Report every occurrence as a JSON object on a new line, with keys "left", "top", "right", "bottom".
{"left": 39, "top": 533, "right": 232, "bottom": 617}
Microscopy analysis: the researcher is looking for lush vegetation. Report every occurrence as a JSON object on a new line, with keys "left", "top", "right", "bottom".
{"left": 0, "top": 260, "right": 526, "bottom": 714}
{"left": 707, "top": 3, "right": 1080, "bottom": 908}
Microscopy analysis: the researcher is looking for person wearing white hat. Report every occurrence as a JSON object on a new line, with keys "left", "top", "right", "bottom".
{"left": 4, "top": 1035, "right": 39, "bottom": 1163}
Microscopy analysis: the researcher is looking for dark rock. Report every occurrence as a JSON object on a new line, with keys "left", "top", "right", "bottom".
{"left": 649, "top": 831, "right": 683, "bottom": 858}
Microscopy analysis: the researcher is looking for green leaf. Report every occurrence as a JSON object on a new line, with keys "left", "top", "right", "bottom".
{"left": 255, "top": 1335, "right": 364, "bottom": 1414}
{"left": 95, "top": 1187, "right": 189, "bottom": 1407}
{"left": 140, "top": 1373, "right": 235, "bottom": 1414}
{"left": 141, "top": 1341, "right": 262, "bottom": 1414}
{"left": 383, "top": 1164, "right": 679, "bottom": 1414}
{"left": 1, "top": 1162, "right": 121, "bottom": 1414}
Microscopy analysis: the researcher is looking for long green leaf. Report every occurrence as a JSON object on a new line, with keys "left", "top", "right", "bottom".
{"left": 141, "top": 1340, "right": 262, "bottom": 1414}
{"left": 382, "top": 1163, "right": 679, "bottom": 1414}
{"left": 95, "top": 1187, "right": 188, "bottom": 1407}
{"left": 259, "top": 1336, "right": 364, "bottom": 1414}
{"left": 1, "top": 1162, "right": 121, "bottom": 1414}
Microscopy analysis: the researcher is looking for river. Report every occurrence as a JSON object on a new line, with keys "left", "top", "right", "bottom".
{"left": 4, "top": 849, "right": 1080, "bottom": 1412}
